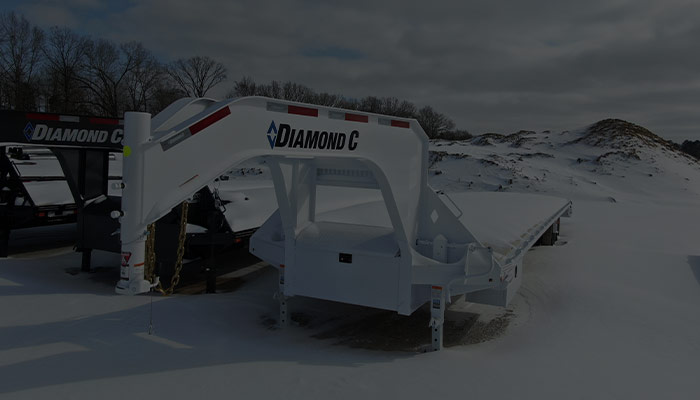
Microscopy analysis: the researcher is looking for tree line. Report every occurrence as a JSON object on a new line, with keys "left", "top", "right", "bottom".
{"left": 229, "top": 77, "right": 471, "bottom": 139}
{"left": 0, "top": 11, "right": 226, "bottom": 117}
{"left": 0, "top": 11, "right": 470, "bottom": 139}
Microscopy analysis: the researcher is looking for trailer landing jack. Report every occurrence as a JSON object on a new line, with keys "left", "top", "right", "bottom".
{"left": 277, "top": 266, "right": 289, "bottom": 328}
{"left": 430, "top": 286, "right": 446, "bottom": 351}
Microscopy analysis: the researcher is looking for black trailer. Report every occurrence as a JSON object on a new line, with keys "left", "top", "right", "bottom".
{"left": 1, "top": 110, "right": 249, "bottom": 281}
{"left": 0, "top": 110, "right": 123, "bottom": 262}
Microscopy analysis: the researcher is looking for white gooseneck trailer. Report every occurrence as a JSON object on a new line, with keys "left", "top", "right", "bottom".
{"left": 116, "top": 96, "right": 571, "bottom": 350}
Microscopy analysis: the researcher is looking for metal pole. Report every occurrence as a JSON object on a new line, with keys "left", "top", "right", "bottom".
{"left": 115, "top": 112, "right": 152, "bottom": 295}
{"left": 80, "top": 248, "right": 92, "bottom": 272}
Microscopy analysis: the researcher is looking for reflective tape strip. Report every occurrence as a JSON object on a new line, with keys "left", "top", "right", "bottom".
{"left": 163, "top": 106, "right": 232, "bottom": 151}
{"left": 391, "top": 120, "right": 410, "bottom": 128}
{"left": 161, "top": 131, "right": 188, "bottom": 151}
{"left": 89, "top": 117, "right": 120, "bottom": 125}
{"left": 26, "top": 113, "right": 59, "bottom": 121}
{"left": 189, "top": 106, "right": 231, "bottom": 135}
{"left": 25, "top": 114, "right": 120, "bottom": 124}
{"left": 328, "top": 111, "right": 369, "bottom": 122}
{"left": 267, "top": 102, "right": 287, "bottom": 112}
{"left": 288, "top": 105, "right": 318, "bottom": 117}
{"left": 345, "top": 113, "right": 368, "bottom": 123}
{"left": 328, "top": 111, "right": 344, "bottom": 120}
{"left": 59, "top": 115, "right": 80, "bottom": 123}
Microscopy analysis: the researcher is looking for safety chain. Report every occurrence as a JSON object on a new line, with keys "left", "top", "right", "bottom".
{"left": 144, "top": 201, "right": 189, "bottom": 296}
{"left": 144, "top": 222, "right": 157, "bottom": 282}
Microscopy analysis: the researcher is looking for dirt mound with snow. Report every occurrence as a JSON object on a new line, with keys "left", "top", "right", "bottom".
{"left": 468, "top": 130, "right": 540, "bottom": 148}
{"left": 429, "top": 119, "right": 700, "bottom": 203}
{"left": 569, "top": 118, "right": 680, "bottom": 152}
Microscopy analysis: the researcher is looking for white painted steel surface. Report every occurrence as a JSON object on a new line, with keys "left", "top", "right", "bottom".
{"left": 116, "top": 96, "right": 572, "bottom": 347}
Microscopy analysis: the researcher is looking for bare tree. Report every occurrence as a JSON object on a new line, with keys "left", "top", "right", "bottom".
{"left": 78, "top": 39, "right": 142, "bottom": 116}
{"left": 123, "top": 42, "right": 164, "bottom": 112}
{"left": 150, "top": 80, "right": 184, "bottom": 114}
{"left": 380, "top": 96, "right": 400, "bottom": 115}
{"left": 282, "top": 81, "right": 314, "bottom": 102}
{"left": 416, "top": 106, "right": 455, "bottom": 138}
{"left": 42, "top": 26, "right": 87, "bottom": 113}
{"left": 379, "top": 96, "right": 417, "bottom": 118}
{"left": 228, "top": 75, "right": 256, "bottom": 98}
{"left": 255, "top": 80, "right": 282, "bottom": 98}
{"left": 396, "top": 100, "right": 417, "bottom": 118}
{"left": 359, "top": 96, "right": 382, "bottom": 113}
{"left": 0, "top": 11, "right": 44, "bottom": 110}
{"left": 315, "top": 92, "right": 344, "bottom": 107}
{"left": 166, "top": 56, "right": 227, "bottom": 97}
{"left": 338, "top": 97, "right": 360, "bottom": 110}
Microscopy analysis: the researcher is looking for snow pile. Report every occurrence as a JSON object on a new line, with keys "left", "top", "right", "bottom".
{"left": 429, "top": 119, "right": 700, "bottom": 203}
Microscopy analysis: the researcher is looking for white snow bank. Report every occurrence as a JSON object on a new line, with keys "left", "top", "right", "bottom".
{"left": 1, "top": 199, "right": 699, "bottom": 399}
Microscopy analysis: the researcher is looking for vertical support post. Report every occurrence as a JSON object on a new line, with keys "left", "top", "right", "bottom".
{"left": 80, "top": 248, "right": 92, "bottom": 272}
{"left": 205, "top": 267, "right": 216, "bottom": 293}
{"left": 115, "top": 111, "right": 152, "bottom": 295}
{"left": 0, "top": 226, "right": 8, "bottom": 258}
{"left": 430, "top": 285, "right": 446, "bottom": 351}
{"left": 278, "top": 264, "right": 289, "bottom": 327}
{"left": 205, "top": 211, "right": 218, "bottom": 293}
{"left": 205, "top": 239, "right": 216, "bottom": 294}
{"left": 1, "top": 146, "right": 12, "bottom": 258}
{"left": 268, "top": 160, "right": 295, "bottom": 328}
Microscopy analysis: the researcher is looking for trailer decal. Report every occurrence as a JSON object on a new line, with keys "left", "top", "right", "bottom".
{"left": 266, "top": 121, "right": 278, "bottom": 149}
{"left": 121, "top": 252, "right": 131, "bottom": 266}
{"left": 23, "top": 123, "right": 123, "bottom": 145}
{"left": 23, "top": 122, "right": 33, "bottom": 141}
{"left": 268, "top": 121, "right": 359, "bottom": 151}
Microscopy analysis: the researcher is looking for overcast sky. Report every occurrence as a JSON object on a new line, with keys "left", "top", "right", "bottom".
{"left": 4, "top": 0, "right": 700, "bottom": 141}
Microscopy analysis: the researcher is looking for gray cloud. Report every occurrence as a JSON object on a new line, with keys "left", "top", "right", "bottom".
{"left": 10, "top": 0, "right": 700, "bottom": 141}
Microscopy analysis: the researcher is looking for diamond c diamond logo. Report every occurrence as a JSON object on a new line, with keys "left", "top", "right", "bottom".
{"left": 23, "top": 122, "right": 34, "bottom": 141}
{"left": 266, "top": 121, "right": 277, "bottom": 149}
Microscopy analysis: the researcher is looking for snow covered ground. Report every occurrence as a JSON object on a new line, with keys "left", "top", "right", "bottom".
{"left": 1, "top": 119, "right": 699, "bottom": 399}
